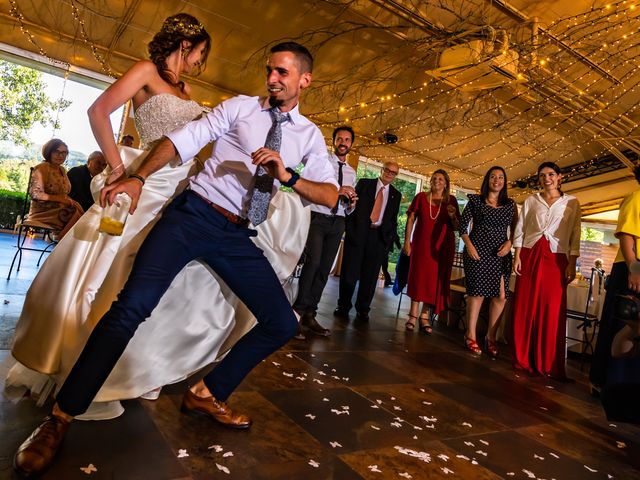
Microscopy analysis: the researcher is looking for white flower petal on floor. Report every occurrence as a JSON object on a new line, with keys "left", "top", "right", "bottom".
{"left": 462, "top": 422, "right": 473, "bottom": 428}
{"left": 216, "top": 463, "right": 230, "bottom": 474}
{"left": 371, "top": 425, "right": 381, "bottom": 430}
{"left": 549, "top": 452, "right": 559, "bottom": 458}
{"left": 305, "top": 413, "right": 316, "bottom": 420}
{"left": 222, "top": 452, "right": 233, "bottom": 457}
{"left": 308, "top": 459, "right": 320, "bottom": 468}
{"left": 533, "top": 454, "right": 544, "bottom": 460}
{"left": 368, "top": 465, "right": 382, "bottom": 472}
{"left": 584, "top": 465, "right": 598, "bottom": 473}
{"left": 394, "top": 446, "right": 431, "bottom": 463}
{"left": 399, "top": 472, "right": 412, "bottom": 479}
{"left": 177, "top": 449, "right": 189, "bottom": 458}
{"left": 479, "top": 439, "right": 489, "bottom": 446}
{"left": 79, "top": 464, "right": 97, "bottom": 474}
{"left": 441, "top": 467, "right": 455, "bottom": 475}
{"left": 616, "top": 441, "right": 626, "bottom": 448}
{"left": 329, "top": 441, "right": 342, "bottom": 448}
{"left": 207, "top": 445, "right": 223, "bottom": 452}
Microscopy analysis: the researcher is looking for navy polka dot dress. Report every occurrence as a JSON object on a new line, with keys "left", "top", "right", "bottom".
{"left": 459, "top": 194, "right": 516, "bottom": 298}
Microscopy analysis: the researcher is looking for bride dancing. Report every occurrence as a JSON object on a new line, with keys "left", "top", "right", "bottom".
{"left": 7, "top": 13, "right": 309, "bottom": 419}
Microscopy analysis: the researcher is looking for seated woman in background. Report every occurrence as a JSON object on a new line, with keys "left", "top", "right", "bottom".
{"left": 28, "top": 138, "right": 84, "bottom": 239}
{"left": 459, "top": 166, "right": 517, "bottom": 357}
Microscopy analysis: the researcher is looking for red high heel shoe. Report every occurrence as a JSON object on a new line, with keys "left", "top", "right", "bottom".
{"left": 464, "top": 336, "right": 482, "bottom": 356}
{"left": 484, "top": 337, "right": 499, "bottom": 359}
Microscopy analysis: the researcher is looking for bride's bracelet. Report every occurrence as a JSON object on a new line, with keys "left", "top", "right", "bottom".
{"left": 111, "top": 163, "right": 125, "bottom": 175}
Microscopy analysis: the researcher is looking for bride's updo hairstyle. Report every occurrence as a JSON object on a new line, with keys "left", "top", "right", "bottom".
{"left": 148, "top": 13, "right": 211, "bottom": 91}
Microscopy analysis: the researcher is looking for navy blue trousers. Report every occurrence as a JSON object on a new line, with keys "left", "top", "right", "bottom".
{"left": 56, "top": 190, "right": 298, "bottom": 416}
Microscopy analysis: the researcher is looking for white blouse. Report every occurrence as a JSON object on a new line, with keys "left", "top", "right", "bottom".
{"left": 513, "top": 192, "right": 581, "bottom": 257}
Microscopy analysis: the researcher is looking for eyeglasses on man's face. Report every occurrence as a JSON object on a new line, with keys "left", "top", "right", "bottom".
{"left": 383, "top": 167, "right": 399, "bottom": 176}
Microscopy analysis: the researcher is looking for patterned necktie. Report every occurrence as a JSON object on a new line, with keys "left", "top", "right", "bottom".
{"left": 330, "top": 161, "right": 345, "bottom": 215}
{"left": 247, "top": 108, "right": 291, "bottom": 226}
{"left": 370, "top": 186, "right": 384, "bottom": 224}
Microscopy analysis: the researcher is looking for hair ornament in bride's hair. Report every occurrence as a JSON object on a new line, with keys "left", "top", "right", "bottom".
{"left": 161, "top": 15, "right": 204, "bottom": 37}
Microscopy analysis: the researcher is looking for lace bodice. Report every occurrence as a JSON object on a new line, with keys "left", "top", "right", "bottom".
{"left": 134, "top": 94, "right": 203, "bottom": 150}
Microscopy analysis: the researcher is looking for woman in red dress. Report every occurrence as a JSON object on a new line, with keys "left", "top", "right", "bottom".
{"left": 403, "top": 169, "right": 460, "bottom": 333}
{"left": 511, "top": 162, "right": 581, "bottom": 380}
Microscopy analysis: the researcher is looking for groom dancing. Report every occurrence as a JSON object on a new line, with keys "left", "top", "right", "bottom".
{"left": 14, "top": 42, "right": 338, "bottom": 478}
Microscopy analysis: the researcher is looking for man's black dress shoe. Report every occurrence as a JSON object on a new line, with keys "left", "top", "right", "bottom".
{"left": 355, "top": 311, "right": 369, "bottom": 322}
{"left": 333, "top": 308, "right": 349, "bottom": 319}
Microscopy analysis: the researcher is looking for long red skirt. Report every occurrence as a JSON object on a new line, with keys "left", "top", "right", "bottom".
{"left": 511, "top": 237, "right": 568, "bottom": 379}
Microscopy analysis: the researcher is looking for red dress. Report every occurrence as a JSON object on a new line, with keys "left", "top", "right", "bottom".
{"left": 407, "top": 193, "right": 459, "bottom": 314}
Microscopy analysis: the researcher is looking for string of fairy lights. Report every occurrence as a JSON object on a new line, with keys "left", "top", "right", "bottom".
{"left": 8, "top": 0, "right": 114, "bottom": 77}
{"left": 303, "top": 0, "right": 640, "bottom": 188}
{"left": 6, "top": 0, "right": 640, "bottom": 192}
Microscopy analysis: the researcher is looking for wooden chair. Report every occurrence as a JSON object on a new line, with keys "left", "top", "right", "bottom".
{"left": 6, "top": 168, "right": 59, "bottom": 280}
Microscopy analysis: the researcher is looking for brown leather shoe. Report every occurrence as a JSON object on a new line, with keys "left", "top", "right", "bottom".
{"left": 181, "top": 389, "right": 251, "bottom": 429}
{"left": 14, "top": 415, "right": 70, "bottom": 478}
{"left": 303, "top": 316, "right": 331, "bottom": 337}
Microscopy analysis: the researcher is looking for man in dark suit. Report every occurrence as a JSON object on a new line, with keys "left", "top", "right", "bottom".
{"left": 335, "top": 161, "right": 401, "bottom": 321}
{"left": 67, "top": 151, "right": 107, "bottom": 211}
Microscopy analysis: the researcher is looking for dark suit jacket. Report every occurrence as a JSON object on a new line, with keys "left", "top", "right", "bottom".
{"left": 67, "top": 164, "right": 94, "bottom": 212}
{"left": 345, "top": 178, "right": 401, "bottom": 250}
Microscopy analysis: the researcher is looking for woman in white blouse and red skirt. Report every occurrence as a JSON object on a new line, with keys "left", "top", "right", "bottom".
{"left": 511, "top": 162, "right": 581, "bottom": 380}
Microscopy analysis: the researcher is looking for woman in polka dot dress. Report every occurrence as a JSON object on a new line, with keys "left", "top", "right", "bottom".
{"left": 459, "top": 166, "right": 517, "bottom": 357}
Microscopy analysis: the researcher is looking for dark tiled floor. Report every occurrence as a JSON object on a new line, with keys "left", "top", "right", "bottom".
{"left": 0, "top": 232, "right": 639, "bottom": 479}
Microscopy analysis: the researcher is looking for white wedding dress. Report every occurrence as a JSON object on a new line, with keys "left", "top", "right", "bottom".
{"left": 6, "top": 93, "right": 308, "bottom": 419}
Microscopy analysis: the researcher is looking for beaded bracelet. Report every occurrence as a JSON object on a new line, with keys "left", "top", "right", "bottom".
{"left": 129, "top": 173, "right": 146, "bottom": 186}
